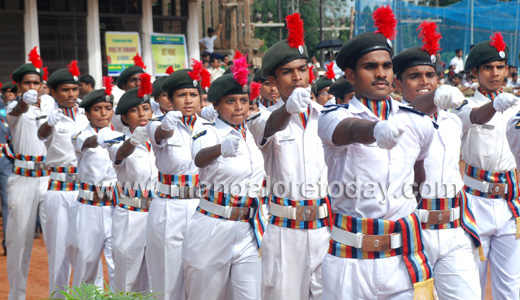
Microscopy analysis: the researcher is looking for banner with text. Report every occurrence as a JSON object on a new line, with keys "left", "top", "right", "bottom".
{"left": 151, "top": 33, "right": 189, "bottom": 76}
{"left": 105, "top": 31, "right": 141, "bottom": 77}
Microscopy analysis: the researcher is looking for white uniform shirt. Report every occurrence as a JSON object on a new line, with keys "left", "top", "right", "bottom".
{"left": 506, "top": 110, "right": 520, "bottom": 168}
{"left": 40, "top": 105, "right": 89, "bottom": 168}
{"left": 147, "top": 116, "right": 205, "bottom": 176}
{"left": 452, "top": 89, "right": 519, "bottom": 172}
{"left": 247, "top": 100, "right": 328, "bottom": 200}
{"left": 192, "top": 117, "right": 265, "bottom": 197}
{"left": 318, "top": 97, "right": 434, "bottom": 220}
{"left": 73, "top": 124, "right": 118, "bottom": 186}
{"left": 107, "top": 128, "right": 158, "bottom": 192}
{"left": 6, "top": 102, "right": 48, "bottom": 157}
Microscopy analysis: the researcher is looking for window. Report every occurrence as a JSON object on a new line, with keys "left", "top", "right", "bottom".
{"left": 152, "top": 0, "right": 188, "bottom": 34}
{"left": 0, "top": 0, "right": 24, "bottom": 82}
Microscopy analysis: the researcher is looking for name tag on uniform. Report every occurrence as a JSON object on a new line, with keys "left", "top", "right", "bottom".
{"left": 58, "top": 128, "right": 70, "bottom": 134}
{"left": 482, "top": 124, "right": 494, "bottom": 130}
{"left": 168, "top": 139, "right": 182, "bottom": 147}
{"left": 280, "top": 135, "right": 295, "bottom": 142}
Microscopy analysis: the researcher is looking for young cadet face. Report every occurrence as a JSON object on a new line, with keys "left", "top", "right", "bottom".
{"left": 215, "top": 94, "right": 249, "bottom": 126}
{"left": 122, "top": 103, "right": 152, "bottom": 131}
{"left": 345, "top": 50, "right": 393, "bottom": 101}
{"left": 123, "top": 73, "right": 141, "bottom": 91}
{"left": 268, "top": 58, "right": 309, "bottom": 100}
{"left": 171, "top": 88, "right": 201, "bottom": 117}
{"left": 86, "top": 102, "right": 114, "bottom": 128}
{"left": 17, "top": 74, "right": 42, "bottom": 95}
{"left": 156, "top": 91, "right": 173, "bottom": 113}
{"left": 472, "top": 60, "right": 508, "bottom": 93}
{"left": 394, "top": 65, "right": 438, "bottom": 102}
{"left": 51, "top": 83, "right": 79, "bottom": 108}
{"left": 260, "top": 80, "right": 279, "bottom": 102}
{"left": 317, "top": 87, "right": 333, "bottom": 105}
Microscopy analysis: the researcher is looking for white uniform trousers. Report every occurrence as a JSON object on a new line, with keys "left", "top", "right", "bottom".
{"left": 468, "top": 194, "right": 520, "bottom": 300}
{"left": 39, "top": 190, "right": 77, "bottom": 297}
{"left": 422, "top": 227, "right": 481, "bottom": 299}
{"left": 322, "top": 253, "right": 414, "bottom": 299}
{"left": 261, "top": 224, "right": 330, "bottom": 300}
{"left": 145, "top": 196, "right": 199, "bottom": 300}
{"left": 112, "top": 206, "right": 149, "bottom": 292}
{"left": 67, "top": 202, "right": 115, "bottom": 287}
{"left": 183, "top": 212, "right": 261, "bottom": 300}
{"left": 6, "top": 174, "right": 48, "bottom": 300}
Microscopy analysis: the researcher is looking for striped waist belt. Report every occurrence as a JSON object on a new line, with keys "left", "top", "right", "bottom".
{"left": 156, "top": 172, "right": 199, "bottom": 199}
{"left": 13, "top": 154, "right": 50, "bottom": 177}
{"left": 117, "top": 193, "right": 152, "bottom": 212}
{"left": 0, "top": 144, "right": 14, "bottom": 159}
{"left": 77, "top": 181, "right": 115, "bottom": 206}
{"left": 330, "top": 213, "right": 435, "bottom": 299}
{"left": 268, "top": 195, "right": 331, "bottom": 229}
{"left": 48, "top": 167, "right": 79, "bottom": 191}
{"left": 196, "top": 189, "right": 266, "bottom": 248}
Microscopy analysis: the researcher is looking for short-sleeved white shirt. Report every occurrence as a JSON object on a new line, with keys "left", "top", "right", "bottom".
{"left": 199, "top": 35, "right": 217, "bottom": 53}
{"left": 6, "top": 103, "right": 48, "bottom": 157}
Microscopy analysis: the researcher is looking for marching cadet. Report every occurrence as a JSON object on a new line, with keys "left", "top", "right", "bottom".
{"left": 327, "top": 77, "right": 354, "bottom": 105}
{"left": 108, "top": 73, "right": 156, "bottom": 292}
{"left": 252, "top": 69, "right": 279, "bottom": 110}
{"left": 1, "top": 82, "right": 18, "bottom": 105}
{"left": 314, "top": 63, "right": 336, "bottom": 106}
{"left": 145, "top": 63, "right": 204, "bottom": 299}
{"left": 150, "top": 66, "right": 175, "bottom": 118}
{"left": 392, "top": 22, "right": 482, "bottom": 299}
{"left": 37, "top": 61, "right": 89, "bottom": 297}
{"left": 453, "top": 33, "right": 520, "bottom": 300}
{"left": 183, "top": 58, "right": 266, "bottom": 300}
{"left": 317, "top": 6, "right": 455, "bottom": 299}
{"left": 5, "top": 48, "right": 50, "bottom": 300}
{"left": 248, "top": 13, "right": 331, "bottom": 300}
{"left": 68, "top": 79, "right": 119, "bottom": 288}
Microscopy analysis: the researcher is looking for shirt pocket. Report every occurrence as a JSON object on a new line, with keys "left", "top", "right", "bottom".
{"left": 467, "top": 124, "right": 496, "bottom": 157}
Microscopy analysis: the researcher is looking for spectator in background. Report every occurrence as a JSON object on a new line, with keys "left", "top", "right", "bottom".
{"left": 207, "top": 57, "right": 224, "bottom": 82}
{"left": 79, "top": 74, "right": 95, "bottom": 98}
{"left": 449, "top": 48, "right": 464, "bottom": 73}
{"left": 199, "top": 24, "right": 223, "bottom": 58}
{"left": 220, "top": 55, "right": 230, "bottom": 70}
{"left": 308, "top": 55, "right": 321, "bottom": 70}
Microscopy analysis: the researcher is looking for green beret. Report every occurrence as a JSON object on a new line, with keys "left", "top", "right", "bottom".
{"left": 464, "top": 40, "right": 509, "bottom": 72}
{"left": 152, "top": 76, "right": 168, "bottom": 98}
{"left": 336, "top": 32, "right": 393, "bottom": 71}
{"left": 115, "top": 87, "right": 151, "bottom": 115}
{"left": 311, "top": 82, "right": 317, "bottom": 96}
{"left": 47, "top": 68, "right": 79, "bottom": 90}
{"left": 1, "top": 82, "right": 17, "bottom": 93}
{"left": 392, "top": 47, "right": 437, "bottom": 77}
{"left": 253, "top": 69, "right": 266, "bottom": 83}
{"left": 208, "top": 74, "right": 249, "bottom": 104}
{"left": 79, "top": 89, "right": 114, "bottom": 109}
{"left": 262, "top": 40, "right": 309, "bottom": 78}
{"left": 328, "top": 77, "right": 354, "bottom": 99}
{"left": 315, "top": 77, "right": 334, "bottom": 93}
{"left": 117, "top": 65, "right": 144, "bottom": 89}
{"left": 161, "top": 69, "right": 200, "bottom": 95}
{"left": 11, "top": 63, "right": 43, "bottom": 83}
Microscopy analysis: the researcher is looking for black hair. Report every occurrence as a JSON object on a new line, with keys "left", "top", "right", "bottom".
{"left": 201, "top": 52, "right": 210, "bottom": 59}
{"left": 455, "top": 49, "right": 462, "bottom": 54}
{"left": 207, "top": 27, "right": 215, "bottom": 35}
{"left": 79, "top": 74, "right": 95, "bottom": 87}
{"left": 210, "top": 57, "right": 220, "bottom": 63}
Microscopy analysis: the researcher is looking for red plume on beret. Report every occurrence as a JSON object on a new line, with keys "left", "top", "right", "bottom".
{"left": 133, "top": 53, "right": 146, "bottom": 69}
{"left": 490, "top": 32, "right": 506, "bottom": 53}
{"left": 188, "top": 59, "right": 203, "bottom": 81}
{"left": 42, "top": 67, "right": 49, "bottom": 82}
{"left": 249, "top": 81, "right": 262, "bottom": 100}
{"left": 200, "top": 68, "right": 211, "bottom": 92}
{"left": 137, "top": 73, "right": 152, "bottom": 98}
{"left": 234, "top": 50, "right": 244, "bottom": 60}
{"left": 28, "top": 47, "right": 43, "bottom": 70}
{"left": 417, "top": 21, "right": 442, "bottom": 55}
{"left": 103, "top": 76, "right": 113, "bottom": 96}
{"left": 232, "top": 55, "right": 250, "bottom": 87}
{"left": 286, "top": 13, "right": 305, "bottom": 49}
{"left": 373, "top": 5, "right": 397, "bottom": 40}
{"left": 325, "top": 63, "right": 335, "bottom": 80}
{"left": 67, "top": 60, "right": 81, "bottom": 79}
{"left": 165, "top": 66, "right": 174, "bottom": 75}
{"left": 0, "top": 82, "right": 2, "bottom": 89}
{"left": 309, "top": 66, "right": 316, "bottom": 83}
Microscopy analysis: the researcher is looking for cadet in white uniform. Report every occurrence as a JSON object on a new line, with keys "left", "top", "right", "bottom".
{"left": 146, "top": 68, "right": 204, "bottom": 299}
{"left": 69, "top": 87, "right": 120, "bottom": 288}
{"left": 184, "top": 70, "right": 266, "bottom": 300}
{"left": 108, "top": 76, "right": 156, "bottom": 292}
{"left": 452, "top": 33, "right": 520, "bottom": 300}
{"left": 37, "top": 63, "right": 89, "bottom": 297}
{"left": 392, "top": 22, "right": 482, "bottom": 299}
{"left": 151, "top": 75, "right": 173, "bottom": 118}
{"left": 6, "top": 60, "right": 50, "bottom": 300}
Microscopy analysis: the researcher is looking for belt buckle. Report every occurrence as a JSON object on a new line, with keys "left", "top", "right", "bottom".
{"left": 295, "top": 205, "right": 318, "bottom": 221}
{"left": 362, "top": 234, "right": 390, "bottom": 252}
{"left": 65, "top": 173, "right": 78, "bottom": 183}
{"left": 141, "top": 198, "right": 152, "bottom": 209}
{"left": 230, "top": 207, "right": 250, "bottom": 220}
{"left": 427, "top": 210, "right": 451, "bottom": 225}
{"left": 488, "top": 183, "right": 506, "bottom": 196}
{"left": 33, "top": 162, "right": 45, "bottom": 171}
